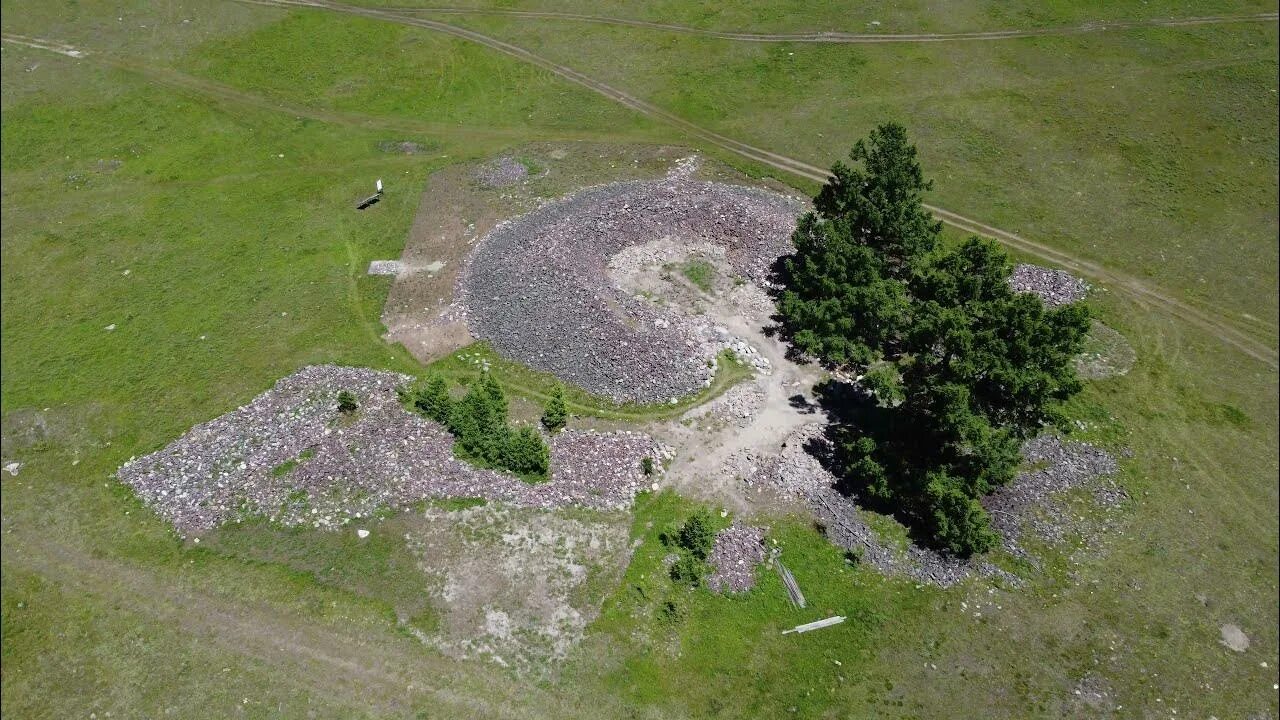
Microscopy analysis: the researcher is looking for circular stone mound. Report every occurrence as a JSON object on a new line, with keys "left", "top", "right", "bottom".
{"left": 459, "top": 174, "right": 802, "bottom": 403}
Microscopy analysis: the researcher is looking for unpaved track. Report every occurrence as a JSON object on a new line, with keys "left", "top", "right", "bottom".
{"left": 2, "top": 536, "right": 628, "bottom": 719}
{"left": 238, "top": 0, "right": 1280, "bottom": 367}
{"left": 11, "top": 9, "right": 1277, "bottom": 364}
{"left": 385, "top": 7, "right": 1280, "bottom": 44}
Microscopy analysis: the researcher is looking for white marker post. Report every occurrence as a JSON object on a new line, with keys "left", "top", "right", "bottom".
{"left": 781, "top": 616, "right": 846, "bottom": 635}
{"left": 376, "top": 178, "right": 383, "bottom": 194}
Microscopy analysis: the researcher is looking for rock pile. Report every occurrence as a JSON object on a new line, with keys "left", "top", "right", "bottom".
{"left": 739, "top": 424, "right": 1121, "bottom": 587}
{"left": 1009, "top": 264, "right": 1089, "bottom": 307}
{"left": 473, "top": 156, "right": 528, "bottom": 187}
{"left": 983, "top": 434, "right": 1124, "bottom": 552}
{"left": 706, "top": 524, "right": 768, "bottom": 593}
{"left": 117, "top": 366, "right": 668, "bottom": 536}
{"left": 457, "top": 173, "right": 802, "bottom": 403}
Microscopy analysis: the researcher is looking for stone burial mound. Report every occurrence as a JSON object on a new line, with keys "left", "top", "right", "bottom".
{"left": 116, "top": 366, "right": 667, "bottom": 536}
{"left": 456, "top": 169, "right": 804, "bottom": 404}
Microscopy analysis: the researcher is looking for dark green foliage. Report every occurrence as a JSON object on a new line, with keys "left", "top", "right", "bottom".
{"left": 410, "top": 374, "right": 452, "bottom": 424}
{"left": 676, "top": 511, "right": 716, "bottom": 561}
{"left": 778, "top": 122, "right": 939, "bottom": 366}
{"left": 406, "top": 373, "right": 551, "bottom": 482}
{"left": 641, "top": 456, "right": 655, "bottom": 476}
{"left": 336, "top": 391, "right": 358, "bottom": 414}
{"left": 541, "top": 385, "right": 568, "bottom": 431}
{"left": 669, "top": 555, "right": 704, "bottom": 586}
{"left": 503, "top": 426, "right": 551, "bottom": 478}
{"left": 780, "top": 124, "right": 1090, "bottom": 556}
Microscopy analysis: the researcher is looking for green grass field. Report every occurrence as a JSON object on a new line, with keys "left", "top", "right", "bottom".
{"left": 2, "top": 1, "right": 1277, "bottom": 718}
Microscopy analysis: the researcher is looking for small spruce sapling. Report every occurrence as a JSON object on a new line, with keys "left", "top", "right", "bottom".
{"left": 337, "top": 391, "right": 358, "bottom": 414}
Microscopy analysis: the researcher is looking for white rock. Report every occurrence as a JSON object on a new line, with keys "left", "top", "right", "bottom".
{"left": 356, "top": 528, "right": 370, "bottom": 539}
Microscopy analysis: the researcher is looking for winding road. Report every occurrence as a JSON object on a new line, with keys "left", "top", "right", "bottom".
{"left": 242, "top": 0, "right": 1280, "bottom": 367}
{"left": 9, "top": 1, "right": 1278, "bottom": 365}
{"left": 383, "top": 6, "right": 1280, "bottom": 45}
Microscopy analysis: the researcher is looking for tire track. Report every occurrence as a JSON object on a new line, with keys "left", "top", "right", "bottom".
{"left": 2, "top": 537, "right": 610, "bottom": 719}
{"left": 239, "top": 0, "right": 1280, "bottom": 367}
{"left": 11, "top": 12, "right": 1275, "bottom": 364}
{"left": 382, "top": 7, "right": 1280, "bottom": 44}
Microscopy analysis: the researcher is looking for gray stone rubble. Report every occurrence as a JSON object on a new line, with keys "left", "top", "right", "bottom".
{"left": 741, "top": 425, "right": 1122, "bottom": 587}
{"left": 117, "top": 366, "right": 667, "bottom": 536}
{"left": 984, "top": 434, "right": 1125, "bottom": 553}
{"left": 1009, "top": 263, "right": 1089, "bottom": 307}
{"left": 457, "top": 167, "right": 802, "bottom": 403}
{"left": 706, "top": 524, "right": 768, "bottom": 593}
{"left": 473, "top": 156, "right": 528, "bottom": 187}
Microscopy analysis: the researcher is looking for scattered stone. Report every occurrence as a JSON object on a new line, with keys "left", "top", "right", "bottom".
{"left": 457, "top": 170, "right": 802, "bottom": 402}
{"left": 706, "top": 524, "right": 767, "bottom": 593}
{"left": 1076, "top": 320, "right": 1136, "bottom": 380}
{"left": 984, "top": 435, "right": 1124, "bottom": 554}
{"left": 473, "top": 156, "right": 528, "bottom": 187}
{"left": 1009, "top": 264, "right": 1089, "bottom": 307}
{"left": 117, "top": 366, "right": 668, "bottom": 536}
{"left": 104, "top": 324, "right": 116, "bottom": 331}
{"left": 356, "top": 528, "right": 370, "bottom": 539}
{"left": 367, "top": 260, "right": 406, "bottom": 276}
{"left": 1221, "top": 623, "right": 1250, "bottom": 652}
{"left": 4, "top": 462, "right": 20, "bottom": 476}
{"left": 738, "top": 425, "right": 1120, "bottom": 587}
{"left": 378, "top": 140, "right": 430, "bottom": 155}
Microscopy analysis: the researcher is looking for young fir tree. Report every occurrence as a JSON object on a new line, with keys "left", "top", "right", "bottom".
{"left": 541, "top": 385, "right": 568, "bottom": 431}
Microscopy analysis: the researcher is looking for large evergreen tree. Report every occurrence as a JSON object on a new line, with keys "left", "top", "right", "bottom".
{"left": 779, "top": 123, "right": 1090, "bottom": 555}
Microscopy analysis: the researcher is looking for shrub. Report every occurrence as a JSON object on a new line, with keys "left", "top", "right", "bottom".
{"left": 336, "top": 391, "right": 358, "bottom": 414}
{"left": 541, "top": 385, "right": 568, "bottom": 431}
{"left": 669, "top": 554, "right": 704, "bottom": 586}
{"left": 412, "top": 374, "right": 452, "bottom": 424}
{"left": 406, "top": 373, "right": 551, "bottom": 483}
{"left": 641, "top": 456, "right": 655, "bottom": 476}
{"left": 502, "top": 426, "right": 550, "bottom": 478}
{"left": 676, "top": 511, "right": 716, "bottom": 560}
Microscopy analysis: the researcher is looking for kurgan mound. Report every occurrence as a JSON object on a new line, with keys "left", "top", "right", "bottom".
{"left": 457, "top": 172, "right": 802, "bottom": 403}
{"left": 117, "top": 366, "right": 666, "bottom": 535}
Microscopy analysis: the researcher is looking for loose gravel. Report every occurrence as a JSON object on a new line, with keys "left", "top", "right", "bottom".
{"left": 1009, "top": 263, "right": 1089, "bottom": 307}
{"left": 457, "top": 166, "right": 803, "bottom": 403}
{"left": 983, "top": 434, "right": 1125, "bottom": 553}
{"left": 706, "top": 524, "right": 767, "bottom": 593}
{"left": 117, "top": 366, "right": 667, "bottom": 536}
{"left": 740, "top": 425, "right": 1121, "bottom": 587}
{"left": 473, "top": 156, "right": 528, "bottom": 187}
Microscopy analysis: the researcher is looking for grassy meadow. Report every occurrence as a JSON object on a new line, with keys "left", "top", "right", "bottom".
{"left": 2, "top": 1, "right": 1277, "bottom": 718}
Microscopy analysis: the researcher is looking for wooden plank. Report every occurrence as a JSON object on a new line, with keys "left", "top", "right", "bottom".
{"left": 782, "top": 616, "right": 846, "bottom": 635}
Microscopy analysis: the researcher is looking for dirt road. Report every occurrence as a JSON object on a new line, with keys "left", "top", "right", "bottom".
{"left": 385, "top": 7, "right": 1280, "bottom": 45}
{"left": 245, "top": 0, "right": 1278, "bottom": 367}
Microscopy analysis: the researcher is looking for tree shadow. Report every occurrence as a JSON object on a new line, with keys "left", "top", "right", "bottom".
{"left": 807, "top": 377, "right": 948, "bottom": 553}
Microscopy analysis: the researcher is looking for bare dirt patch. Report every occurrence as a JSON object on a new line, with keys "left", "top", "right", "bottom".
{"left": 405, "top": 504, "right": 633, "bottom": 673}
{"left": 1076, "top": 320, "right": 1137, "bottom": 380}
